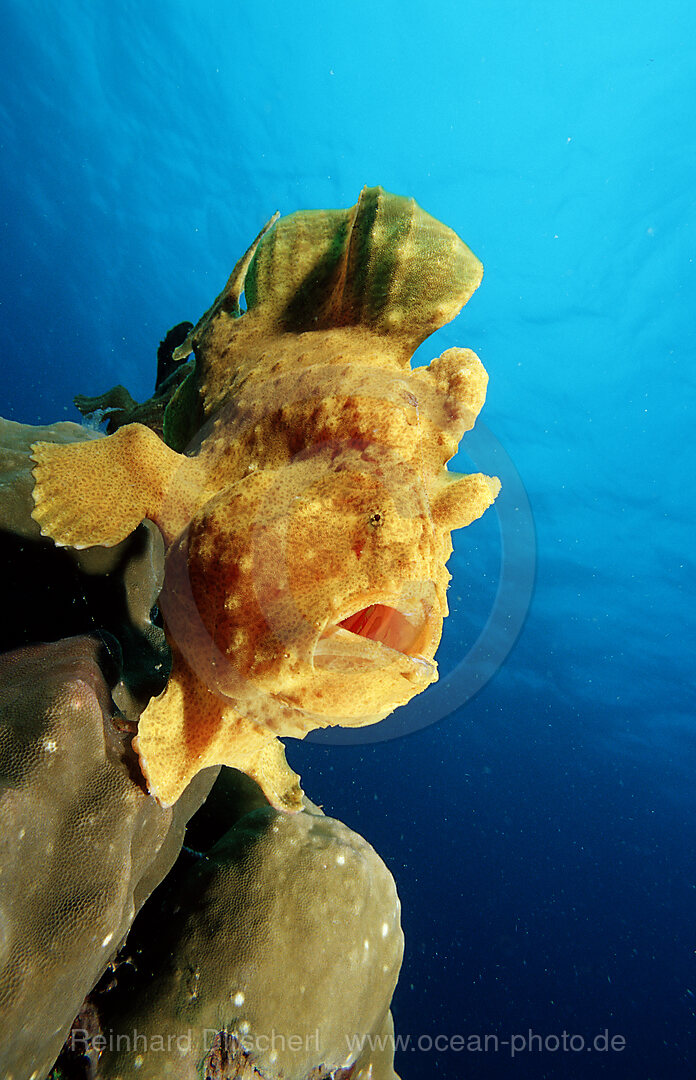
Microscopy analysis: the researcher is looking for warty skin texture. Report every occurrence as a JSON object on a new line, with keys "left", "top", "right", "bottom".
{"left": 31, "top": 187, "right": 500, "bottom": 808}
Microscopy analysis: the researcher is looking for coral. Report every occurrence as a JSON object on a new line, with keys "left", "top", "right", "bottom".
{"left": 30, "top": 187, "right": 500, "bottom": 809}
{"left": 70, "top": 773, "right": 402, "bottom": 1080}
{"left": 0, "top": 637, "right": 217, "bottom": 1079}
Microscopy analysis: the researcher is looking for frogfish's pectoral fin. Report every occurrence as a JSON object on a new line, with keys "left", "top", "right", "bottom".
{"left": 31, "top": 422, "right": 202, "bottom": 549}
{"left": 431, "top": 471, "right": 501, "bottom": 531}
{"left": 133, "top": 648, "right": 304, "bottom": 811}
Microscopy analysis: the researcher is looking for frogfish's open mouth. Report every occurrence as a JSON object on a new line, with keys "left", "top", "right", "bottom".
{"left": 338, "top": 603, "right": 424, "bottom": 656}
{"left": 312, "top": 600, "right": 437, "bottom": 679}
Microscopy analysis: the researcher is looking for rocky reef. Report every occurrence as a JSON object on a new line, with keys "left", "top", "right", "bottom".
{"left": 0, "top": 189, "right": 498, "bottom": 1079}
{"left": 0, "top": 636, "right": 215, "bottom": 1079}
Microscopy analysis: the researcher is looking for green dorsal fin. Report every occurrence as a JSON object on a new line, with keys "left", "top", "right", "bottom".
{"left": 244, "top": 185, "right": 483, "bottom": 348}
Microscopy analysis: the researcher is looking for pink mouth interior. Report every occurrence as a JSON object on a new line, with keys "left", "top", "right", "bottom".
{"left": 339, "top": 604, "right": 423, "bottom": 655}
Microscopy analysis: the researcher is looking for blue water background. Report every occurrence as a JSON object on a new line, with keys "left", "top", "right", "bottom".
{"left": 1, "top": 2, "right": 695, "bottom": 1077}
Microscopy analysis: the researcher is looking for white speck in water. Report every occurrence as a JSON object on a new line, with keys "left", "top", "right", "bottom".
{"left": 233, "top": 991, "right": 245, "bottom": 1006}
{"left": 381, "top": 922, "right": 389, "bottom": 937}
{"left": 239, "top": 1020, "right": 250, "bottom": 1035}
{"left": 102, "top": 932, "right": 114, "bottom": 947}
{"left": 364, "top": 939, "right": 370, "bottom": 951}
{"left": 336, "top": 853, "right": 346, "bottom": 865}
{"left": 43, "top": 738, "right": 57, "bottom": 753}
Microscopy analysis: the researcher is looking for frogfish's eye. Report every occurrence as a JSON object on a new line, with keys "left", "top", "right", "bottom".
{"left": 369, "top": 511, "right": 384, "bottom": 527}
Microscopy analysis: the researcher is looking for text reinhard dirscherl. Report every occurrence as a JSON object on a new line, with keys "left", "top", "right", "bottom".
{"left": 68, "top": 1026, "right": 626, "bottom": 1059}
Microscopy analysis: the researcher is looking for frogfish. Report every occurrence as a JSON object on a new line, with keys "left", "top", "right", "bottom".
{"left": 31, "top": 186, "right": 500, "bottom": 810}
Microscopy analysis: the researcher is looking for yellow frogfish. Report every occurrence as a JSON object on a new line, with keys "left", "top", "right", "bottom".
{"left": 31, "top": 186, "right": 500, "bottom": 809}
